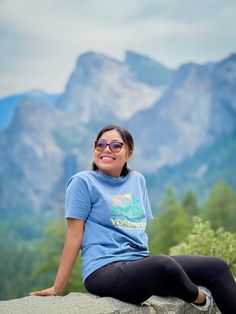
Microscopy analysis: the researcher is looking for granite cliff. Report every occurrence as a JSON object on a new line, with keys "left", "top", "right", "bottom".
{"left": 0, "top": 51, "right": 235, "bottom": 214}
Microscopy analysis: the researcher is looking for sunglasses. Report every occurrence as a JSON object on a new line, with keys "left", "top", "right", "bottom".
{"left": 94, "top": 140, "right": 124, "bottom": 153}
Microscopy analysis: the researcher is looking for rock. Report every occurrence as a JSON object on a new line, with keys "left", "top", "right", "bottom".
{"left": 0, "top": 292, "right": 220, "bottom": 314}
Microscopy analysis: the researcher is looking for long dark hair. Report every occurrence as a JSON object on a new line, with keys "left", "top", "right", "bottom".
{"left": 92, "top": 124, "right": 134, "bottom": 176}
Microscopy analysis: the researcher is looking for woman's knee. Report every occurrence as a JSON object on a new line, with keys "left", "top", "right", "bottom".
{"left": 210, "top": 256, "right": 231, "bottom": 275}
{"left": 150, "top": 255, "right": 181, "bottom": 277}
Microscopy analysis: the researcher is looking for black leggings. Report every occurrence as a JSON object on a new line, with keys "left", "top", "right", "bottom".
{"left": 84, "top": 255, "right": 236, "bottom": 314}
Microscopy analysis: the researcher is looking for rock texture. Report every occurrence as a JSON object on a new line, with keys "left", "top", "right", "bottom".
{"left": 56, "top": 52, "right": 164, "bottom": 122}
{"left": 0, "top": 293, "right": 220, "bottom": 314}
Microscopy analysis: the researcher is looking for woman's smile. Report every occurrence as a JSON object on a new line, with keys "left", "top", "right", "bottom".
{"left": 100, "top": 155, "right": 116, "bottom": 161}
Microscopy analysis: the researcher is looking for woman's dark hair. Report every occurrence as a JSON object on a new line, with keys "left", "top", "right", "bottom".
{"left": 92, "top": 124, "right": 134, "bottom": 176}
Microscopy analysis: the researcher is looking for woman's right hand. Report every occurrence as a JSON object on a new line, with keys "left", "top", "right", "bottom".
{"left": 30, "top": 286, "right": 57, "bottom": 296}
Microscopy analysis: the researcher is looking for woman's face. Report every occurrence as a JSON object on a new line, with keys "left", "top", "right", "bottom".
{"left": 93, "top": 130, "right": 131, "bottom": 177}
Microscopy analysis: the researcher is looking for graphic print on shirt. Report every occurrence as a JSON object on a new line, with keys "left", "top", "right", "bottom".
{"left": 110, "top": 194, "right": 146, "bottom": 229}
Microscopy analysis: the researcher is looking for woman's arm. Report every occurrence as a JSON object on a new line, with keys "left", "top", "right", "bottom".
{"left": 30, "top": 218, "right": 85, "bottom": 296}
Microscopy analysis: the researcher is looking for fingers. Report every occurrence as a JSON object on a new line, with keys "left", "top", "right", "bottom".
{"left": 30, "top": 291, "right": 42, "bottom": 296}
{"left": 30, "top": 287, "right": 56, "bottom": 296}
{"left": 30, "top": 290, "right": 49, "bottom": 296}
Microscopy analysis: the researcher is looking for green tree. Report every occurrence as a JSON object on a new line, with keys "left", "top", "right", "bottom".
{"left": 0, "top": 224, "right": 37, "bottom": 300}
{"left": 182, "top": 190, "right": 199, "bottom": 218}
{"left": 0, "top": 207, "right": 57, "bottom": 300}
{"left": 147, "top": 188, "right": 192, "bottom": 254}
{"left": 170, "top": 217, "right": 236, "bottom": 276}
{"left": 201, "top": 181, "right": 236, "bottom": 232}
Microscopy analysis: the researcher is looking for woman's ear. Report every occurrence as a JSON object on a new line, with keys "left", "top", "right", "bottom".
{"left": 126, "top": 150, "right": 133, "bottom": 161}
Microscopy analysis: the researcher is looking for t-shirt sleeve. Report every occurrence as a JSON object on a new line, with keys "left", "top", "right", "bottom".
{"left": 142, "top": 175, "right": 154, "bottom": 221}
{"left": 65, "top": 176, "right": 91, "bottom": 220}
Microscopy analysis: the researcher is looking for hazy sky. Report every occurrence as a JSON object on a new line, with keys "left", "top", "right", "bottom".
{"left": 1, "top": 0, "right": 236, "bottom": 97}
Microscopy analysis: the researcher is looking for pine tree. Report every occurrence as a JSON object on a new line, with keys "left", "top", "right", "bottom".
{"left": 148, "top": 187, "right": 192, "bottom": 254}
{"left": 201, "top": 181, "right": 236, "bottom": 232}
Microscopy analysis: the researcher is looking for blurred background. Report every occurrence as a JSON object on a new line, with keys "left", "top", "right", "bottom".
{"left": 0, "top": 0, "right": 236, "bottom": 300}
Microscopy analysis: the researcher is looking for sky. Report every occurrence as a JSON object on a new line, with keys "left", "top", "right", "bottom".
{"left": 1, "top": 0, "right": 236, "bottom": 97}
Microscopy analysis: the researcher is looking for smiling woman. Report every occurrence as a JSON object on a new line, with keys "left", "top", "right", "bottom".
{"left": 92, "top": 125, "right": 134, "bottom": 177}
{"left": 30, "top": 124, "right": 236, "bottom": 314}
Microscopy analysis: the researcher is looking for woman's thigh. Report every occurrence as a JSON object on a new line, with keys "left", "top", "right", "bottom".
{"left": 84, "top": 260, "right": 153, "bottom": 304}
{"left": 84, "top": 255, "right": 198, "bottom": 304}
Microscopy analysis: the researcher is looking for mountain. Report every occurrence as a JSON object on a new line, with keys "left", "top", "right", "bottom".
{"left": 0, "top": 50, "right": 235, "bottom": 215}
{"left": 0, "top": 95, "right": 19, "bottom": 131}
{"left": 0, "top": 90, "right": 59, "bottom": 131}
{"left": 0, "top": 98, "right": 63, "bottom": 212}
{"left": 127, "top": 54, "right": 236, "bottom": 172}
{"left": 210, "top": 53, "right": 236, "bottom": 131}
{"left": 146, "top": 131, "right": 236, "bottom": 206}
{"left": 56, "top": 51, "right": 167, "bottom": 122}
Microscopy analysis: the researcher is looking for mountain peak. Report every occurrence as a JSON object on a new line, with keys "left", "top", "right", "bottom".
{"left": 125, "top": 50, "right": 164, "bottom": 66}
{"left": 57, "top": 50, "right": 162, "bottom": 122}
{"left": 219, "top": 52, "right": 236, "bottom": 65}
{"left": 76, "top": 51, "right": 121, "bottom": 69}
{"left": 125, "top": 50, "right": 173, "bottom": 86}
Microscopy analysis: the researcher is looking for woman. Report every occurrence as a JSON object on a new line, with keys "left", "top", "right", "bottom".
{"left": 31, "top": 124, "right": 236, "bottom": 313}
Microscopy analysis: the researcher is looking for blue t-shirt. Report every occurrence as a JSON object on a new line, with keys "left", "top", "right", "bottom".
{"left": 65, "top": 170, "right": 153, "bottom": 282}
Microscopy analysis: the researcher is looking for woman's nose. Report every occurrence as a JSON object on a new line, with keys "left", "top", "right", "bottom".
{"left": 103, "top": 145, "right": 112, "bottom": 153}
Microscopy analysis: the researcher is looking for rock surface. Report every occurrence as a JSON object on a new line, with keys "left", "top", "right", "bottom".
{"left": 0, "top": 292, "right": 220, "bottom": 314}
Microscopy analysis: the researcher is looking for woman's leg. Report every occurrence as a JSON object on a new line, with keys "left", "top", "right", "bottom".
{"left": 84, "top": 260, "right": 153, "bottom": 304}
{"left": 171, "top": 255, "right": 236, "bottom": 314}
{"left": 85, "top": 255, "right": 199, "bottom": 305}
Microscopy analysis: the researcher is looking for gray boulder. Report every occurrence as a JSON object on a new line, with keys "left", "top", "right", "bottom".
{"left": 0, "top": 292, "right": 220, "bottom": 314}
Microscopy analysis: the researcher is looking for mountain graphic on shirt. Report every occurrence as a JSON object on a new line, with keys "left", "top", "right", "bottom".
{"left": 111, "top": 194, "right": 145, "bottom": 222}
